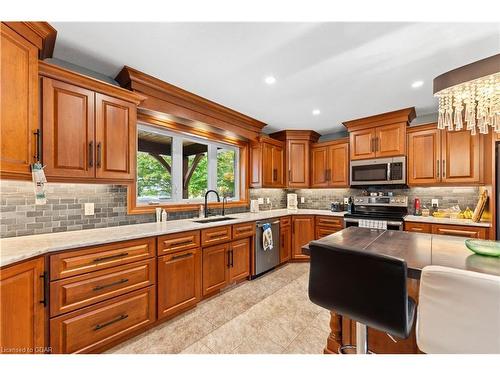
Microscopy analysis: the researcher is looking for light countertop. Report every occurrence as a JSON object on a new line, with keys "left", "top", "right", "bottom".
{"left": 0, "top": 209, "right": 346, "bottom": 268}
{"left": 403, "top": 215, "right": 491, "bottom": 228}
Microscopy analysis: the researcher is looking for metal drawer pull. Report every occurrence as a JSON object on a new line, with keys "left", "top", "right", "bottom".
{"left": 89, "top": 141, "right": 94, "bottom": 167}
{"left": 33, "top": 129, "right": 41, "bottom": 162}
{"left": 93, "top": 314, "right": 128, "bottom": 331}
{"left": 39, "top": 272, "right": 48, "bottom": 307}
{"left": 93, "top": 278, "right": 129, "bottom": 291}
{"left": 93, "top": 252, "right": 129, "bottom": 263}
{"left": 172, "top": 240, "right": 193, "bottom": 247}
{"left": 172, "top": 253, "right": 193, "bottom": 261}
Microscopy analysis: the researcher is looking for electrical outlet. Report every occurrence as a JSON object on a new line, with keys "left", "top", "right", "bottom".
{"left": 257, "top": 198, "right": 264, "bottom": 204}
{"left": 300, "top": 197, "right": 305, "bottom": 203}
{"left": 431, "top": 199, "right": 439, "bottom": 207}
{"left": 84, "top": 203, "right": 94, "bottom": 216}
{"left": 344, "top": 197, "right": 349, "bottom": 205}
{"left": 266, "top": 198, "right": 270, "bottom": 204}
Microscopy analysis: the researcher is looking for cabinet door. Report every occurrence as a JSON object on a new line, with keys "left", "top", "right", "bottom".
{"left": 42, "top": 78, "right": 95, "bottom": 178}
{"left": 158, "top": 248, "right": 201, "bottom": 319}
{"left": 95, "top": 93, "right": 136, "bottom": 180}
{"left": 292, "top": 216, "right": 315, "bottom": 260}
{"left": 375, "top": 123, "right": 406, "bottom": 157}
{"left": 249, "top": 143, "right": 262, "bottom": 187}
{"left": 229, "top": 238, "right": 250, "bottom": 283}
{"left": 350, "top": 128, "right": 376, "bottom": 160}
{"left": 311, "top": 146, "right": 328, "bottom": 187}
{"left": 272, "top": 144, "right": 285, "bottom": 187}
{"left": 328, "top": 143, "right": 349, "bottom": 187}
{"left": 280, "top": 223, "right": 292, "bottom": 263}
{"left": 407, "top": 128, "right": 441, "bottom": 185}
{"left": 287, "top": 140, "right": 309, "bottom": 187}
{"left": 202, "top": 243, "right": 229, "bottom": 296}
{"left": 262, "top": 142, "right": 274, "bottom": 186}
{"left": 1, "top": 257, "right": 46, "bottom": 353}
{"left": 0, "top": 24, "right": 39, "bottom": 178}
{"left": 441, "top": 129, "right": 480, "bottom": 184}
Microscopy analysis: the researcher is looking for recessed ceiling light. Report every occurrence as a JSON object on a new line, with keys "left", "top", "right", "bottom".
{"left": 411, "top": 80, "right": 424, "bottom": 88}
{"left": 264, "top": 76, "right": 276, "bottom": 85}
{"left": 312, "top": 109, "right": 321, "bottom": 116}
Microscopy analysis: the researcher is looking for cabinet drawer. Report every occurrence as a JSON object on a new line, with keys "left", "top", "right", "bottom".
{"left": 157, "top": 230, "right": 200, "bottom": 255}
{"left": 232, "top": 222, "right": 255, "bottom": 240}
{"left": 50, "top": 238, "right": 156, "bottom": 280}
{"left": 431, "top": 224, "right": 487, "bottom": 239}
{"left": 280, "top": 216, "right": 291, "bottom": 227}
{"left": 50, "top": 286, "right": 155, "bottom": 354}
{"left": 404, "top": 222, "right": 432, "bottom": 233}
{"left": 315, "top": 216, "right": 344, "bottom": 228}
{"left": 50, "top": 258, "right": 156, "bottom": 317}
{"left": 315, "top": 226, "right": 341, "bottom": 240}
{"left": 201, "top": 226, "right": 232, "bottom": 247}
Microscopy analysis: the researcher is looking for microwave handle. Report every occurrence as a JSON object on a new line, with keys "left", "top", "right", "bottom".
{"left": 387, "top": 163, "right": 391, "bottom": 181}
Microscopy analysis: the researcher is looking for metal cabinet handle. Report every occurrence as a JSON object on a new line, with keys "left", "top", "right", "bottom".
{"left": 227, "top": 249, "right": 231, "bottom": 268}
{"left": 442, "top": 160, "right": 446, "bottom": 178}
{"left": 171, "top": 252, "right": 193, "bottom": 261}
{"left": 96, "top": 142, "right": 102, "bottom": 168}
{"left": 39, "top": 272, "right": 48, "bottom": 307}
{"left": 375, "top": 137, "right": 379, "bottom": 152}
{"left": 230, "top": 249, "right": 234, "bottom": 267}
{"left": 436, "top": 160, "right": 440, "bottom": 178}
{"left": 94, "top": 314, "right": 128, "bottom": 331}
{"left": 288, "top": 170, "right": 292, "bottom": 182}
{"left": 89, "top": 141, "right": 94, "bottom": 167}
{"left": 93, "top": 278, "right": 129, "bottom": 291}
{"left": 93, "top": 252, "right": 129, "bottom": 263}
{"left": 33, "top": 129, "right": 41, "bottom": 162}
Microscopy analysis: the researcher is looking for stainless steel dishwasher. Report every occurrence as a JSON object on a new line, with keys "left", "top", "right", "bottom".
{"left": 254, "top": 219, "right": 280, "bottom": 277}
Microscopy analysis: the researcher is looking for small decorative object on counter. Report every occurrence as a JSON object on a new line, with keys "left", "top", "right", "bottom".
{"left": 31, "top": 162, "right": 47, "bottom": 205}
{"left": 414, "top": 198, "right": 421, "bottom": 216}
{"left": 161, "top": 209, "right": 167, "bottom": 222}
{"left": 155, "top": 207, "right": 162, "bottom": 223}
{"left": 421, "top": 206, "right": 430, "bottom": 217}
{"left": 331, "top": 201, "right": 343, "bottom": 212}
{"left": 465, "top": 239, "right": 500, "bottom": 257}
{"left": 347, "top": 197, "right": 355, "bottom": 214}
{"left": 199, "top": 205, "right": 204, "bottom": 217}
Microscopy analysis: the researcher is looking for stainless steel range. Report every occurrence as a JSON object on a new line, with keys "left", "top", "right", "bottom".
{"left": 344, "top": 195, "right": 408, "bottom": 231}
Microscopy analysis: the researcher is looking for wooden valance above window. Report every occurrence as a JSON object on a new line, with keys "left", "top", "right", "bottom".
{"left": 115, "top": 66, "right": 267, "bottom": 141}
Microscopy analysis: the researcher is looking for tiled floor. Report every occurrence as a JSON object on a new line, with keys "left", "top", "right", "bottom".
{"left": 106, "top": 263, "right": 331, "bottom": 354}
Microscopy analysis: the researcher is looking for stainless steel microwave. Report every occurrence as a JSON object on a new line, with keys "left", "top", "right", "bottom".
{"left": 350, "top": 156, "right": 406, "bottom": 186}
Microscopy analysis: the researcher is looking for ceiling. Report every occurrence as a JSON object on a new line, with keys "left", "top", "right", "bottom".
{"left": 52, "top": 22, "right": 499, "bottom": 135}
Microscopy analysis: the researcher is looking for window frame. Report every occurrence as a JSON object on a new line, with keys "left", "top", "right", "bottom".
{"left": 128, "top": 116, "right": 249, "bottom": 214}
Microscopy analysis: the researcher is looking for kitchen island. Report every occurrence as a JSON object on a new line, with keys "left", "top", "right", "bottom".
{"left": 302, "top": 227, "right": 500, "bottom": 354}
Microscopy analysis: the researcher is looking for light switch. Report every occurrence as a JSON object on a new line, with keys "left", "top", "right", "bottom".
{"left": 84, "top": 202, "right": 94, "bottom": 216}
{"left": 266, "top": 198, "right": 270, "bottom": 204}
{"left": 431, "top": 199, "right": 439, "bottom": 207}
{"left": 343, "top": 197, "right": 349, "bottom": 204}
{"left": 300, "top": 197, "right": 305, "bottom": 203}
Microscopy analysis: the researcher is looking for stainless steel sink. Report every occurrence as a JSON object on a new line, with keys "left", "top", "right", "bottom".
{"left": 192, "top": 216, "right": 235, "bottom": 224}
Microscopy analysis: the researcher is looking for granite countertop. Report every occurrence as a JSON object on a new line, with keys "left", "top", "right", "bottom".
{"left": 403, "top": 215, "right": 491, "bottom": 228}
{"left": 0, "top": 209, "right": 346, "bottom": 268}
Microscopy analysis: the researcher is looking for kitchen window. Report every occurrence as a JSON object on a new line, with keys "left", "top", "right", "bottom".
{"left": 136, "top": 123, "right": 240, "bottom": 205}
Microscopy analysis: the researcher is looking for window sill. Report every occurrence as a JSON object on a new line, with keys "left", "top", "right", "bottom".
{"left": 127, "top": 199, "right": 249, "bottom": 215}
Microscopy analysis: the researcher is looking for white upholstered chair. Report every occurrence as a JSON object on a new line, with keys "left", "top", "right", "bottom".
{"left": 417, "top": 265, "right": 500, "bottom": 354}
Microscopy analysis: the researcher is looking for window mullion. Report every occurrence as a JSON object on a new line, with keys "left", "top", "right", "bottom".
{"left": 207, "top": 144, "right": 217, "bottom": 198}
{"left": 172, "top": 136, "right": 183, "bottom": 202}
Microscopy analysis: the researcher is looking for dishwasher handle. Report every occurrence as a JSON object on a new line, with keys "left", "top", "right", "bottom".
{"left": 256, "top": 220, "right": 280, "bottom": 228}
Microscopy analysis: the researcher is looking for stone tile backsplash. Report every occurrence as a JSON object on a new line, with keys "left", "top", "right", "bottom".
{"left": 0, "top": 180, "right": 480, "bottom": 239}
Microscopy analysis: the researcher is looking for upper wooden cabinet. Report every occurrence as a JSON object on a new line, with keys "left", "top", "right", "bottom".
{"left": 270, "top": 130, "right": 320, "bottom": 188}
{"left": 344, "top": 107, "right": 416, "bottom": 161}
{"left": 250, "top": 136, "right": 285, "bottom": 188}
{"left": 39, "top": 62, "right": 143, "bottom": 183}
{"left": 311, "top": 139, "right": 349, "bottom": 188}
{"left": 407, "top": 123, "right": 483, "bottom": 186}
{"left": 0, "top": 257, "right": 46, "bottom": 354}
{"left": 0, "top": 24, "right": 39, "bottom": 179}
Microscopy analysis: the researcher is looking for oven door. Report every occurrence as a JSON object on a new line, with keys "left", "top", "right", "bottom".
{"left": 350, "top": 159, "right": 389, "bottom": 185}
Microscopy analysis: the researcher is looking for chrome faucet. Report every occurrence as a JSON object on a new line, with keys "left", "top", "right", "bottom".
{"left": 204, "top": 190, "right": 220, "bottom": 218}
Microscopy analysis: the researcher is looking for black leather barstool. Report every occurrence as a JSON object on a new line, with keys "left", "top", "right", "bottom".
{"left": 308, "top": 241, "right": 416, "bottom": 354}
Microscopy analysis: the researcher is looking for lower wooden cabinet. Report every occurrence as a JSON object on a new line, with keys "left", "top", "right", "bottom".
{"left": 280, "top": 217, "right": 292, "bottom": 263}
{"left": 229, "top": 238, "right": 251, "bottom": 282}
{"left": 292, "top": 216, "right": 315, "bottom": 260}
{"left": 405, "top": 221, "right": 488, "bottom": 239}
{"left": 50, "top": 286, "right": 155, "bottom": 354}
{"left": 0, "top": 257, "right": 47, "bottom": 354}
{"left": 158, "top": 248, "right": 201, "bottom": 320}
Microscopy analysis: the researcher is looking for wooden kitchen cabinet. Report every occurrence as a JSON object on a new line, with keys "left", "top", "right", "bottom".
{"left": 407, "top": 124, "right": 482, "bottom": 186}
{"left": 311, "top": 139, "right": 349, "bottom": 188}
{"left": 344, "top": 108, "right": 415, "bottom": 161}
{"left": 202, "top": 242, "right": 230, "bottom": 296}
{"left": 315, "top": 215, "right": 344, "bottom": 239}
{"left": 229, "top": 238, "right": 250, "bottom": 282}
{"left": 250, "top": 136, "right": 285, "bottom": 188}
{"left": 39, "top": 61, "right": 143, "bottom": 183}
{"left": 292, "top": 215, "right": 315, "bottom": 260}
{"left": 158, "top": 248, "right": 201, "bottom": 319}
{"left": 0, "top": 24, "right": 39, "bottom": 179}
{"left": 431, "top": 224, "right": 487, "bottom": 239}
{"left": 0, "top": 257, "right": 46, "bottom": 354}
{"left": 279, "top": 216, "right": 292, "bottom": 263}
{"left": 270, "top": 130, "right": 320, "bottom": 188}
{"left": 404, "top": 222, "right": 432, "bottom": 234}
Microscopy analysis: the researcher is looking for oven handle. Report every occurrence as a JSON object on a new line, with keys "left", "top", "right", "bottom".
{"left": 343, "top": 218, "right": 359, "bottom": 223}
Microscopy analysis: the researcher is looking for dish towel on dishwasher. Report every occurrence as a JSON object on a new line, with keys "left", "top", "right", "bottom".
{"left": 262, "top": 223, "right": 273, "bottom": 251}
{"left": 359, "top": 219, "right": 387, "bottom": 230}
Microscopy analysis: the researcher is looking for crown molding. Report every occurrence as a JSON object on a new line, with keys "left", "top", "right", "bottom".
{"left": 3, "top": 21, "right": 57, "bottom": 59}
{"left": 342, "top": 107, "right": 416, "bottom": 131}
